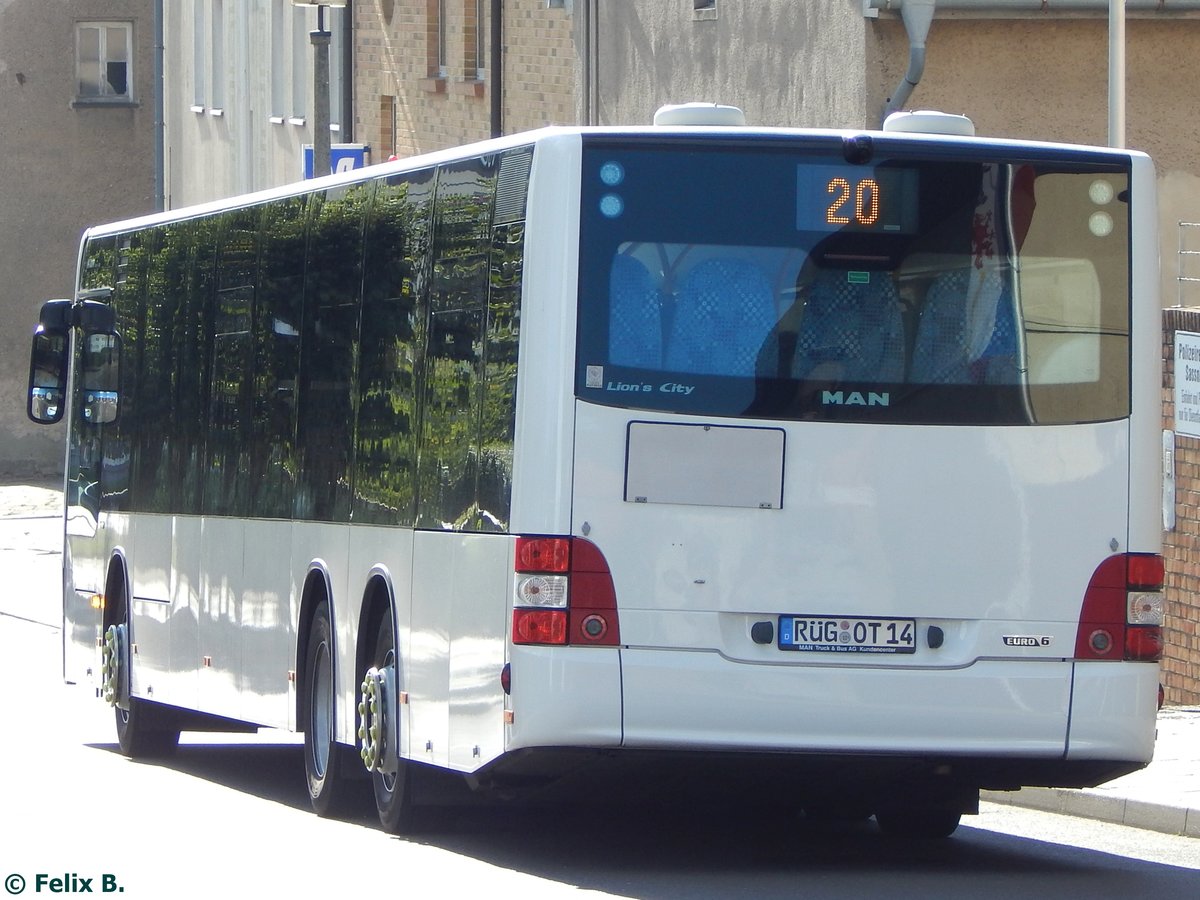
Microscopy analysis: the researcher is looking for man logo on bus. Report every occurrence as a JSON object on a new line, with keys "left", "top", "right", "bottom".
{"left": 821, "top": 390, "right": 890, "bottom": 407}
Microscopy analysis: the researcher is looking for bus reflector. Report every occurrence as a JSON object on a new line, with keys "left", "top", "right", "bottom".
{"left": 1075, "top": 553, "right": 1164, "bottom": 662}
{"left": 512, "top": 536, "right": 621, "bottom": 646}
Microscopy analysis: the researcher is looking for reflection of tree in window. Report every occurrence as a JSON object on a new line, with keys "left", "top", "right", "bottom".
{"left": 253, "top": 196, "right": 308, "bottom": 518}
{"left": 415, "top": 159, "right": 496, "bottom": 530}
{"left": 293, "top": 184, "right": 369, "bottom": 522}
{"left": 205, "top": 210, "right": 259, "bottom": 516}
{"left": 356, "top": 171, "right": 435, "bottom": 525}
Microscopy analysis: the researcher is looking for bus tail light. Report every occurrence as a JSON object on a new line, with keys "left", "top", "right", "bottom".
{"left": 512, "top": 536, "right": 621, "bottom": 647}
{"left": 1074, "top": 553, "right": 1164, "bottom": 662}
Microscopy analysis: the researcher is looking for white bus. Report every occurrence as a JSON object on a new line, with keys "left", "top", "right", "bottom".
{"left": 27, "top": 106, "right": 1164, "bottom": 838}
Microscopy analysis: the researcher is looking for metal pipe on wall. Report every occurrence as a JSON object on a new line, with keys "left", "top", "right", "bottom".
{"left": 491, "top": 0, "right": 503, "bottom": 137}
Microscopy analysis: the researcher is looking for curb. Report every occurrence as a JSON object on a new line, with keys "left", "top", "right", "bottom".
{"left": 982, "top": 787, "right": 1200, "bottom": 838}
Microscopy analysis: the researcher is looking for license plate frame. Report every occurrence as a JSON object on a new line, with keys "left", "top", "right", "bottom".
{"left": 777, "top": 615, "right": 917, "bottom": 654}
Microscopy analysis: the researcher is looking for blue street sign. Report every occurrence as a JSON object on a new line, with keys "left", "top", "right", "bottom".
{"left": 303, "top": 143, "right": 370, "bottom": 179}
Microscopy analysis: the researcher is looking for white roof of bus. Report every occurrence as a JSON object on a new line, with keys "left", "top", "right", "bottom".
{"left": 83, "top": 123, "right": 1147, "bottom": 239}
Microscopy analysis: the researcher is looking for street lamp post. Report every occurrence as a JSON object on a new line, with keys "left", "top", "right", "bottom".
{"left": 292, "top": 1, "right": 346, "bottom": 178}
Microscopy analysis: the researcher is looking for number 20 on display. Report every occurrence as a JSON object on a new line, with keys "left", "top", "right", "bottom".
{"left": 826, "top": 177, "right": 881, "bottom": 227}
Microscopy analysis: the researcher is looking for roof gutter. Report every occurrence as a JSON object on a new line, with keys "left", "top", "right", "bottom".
{"left": 865, "top": 1, "right": 1200, "bottom": 10}
{"left": 881, "top": 0, "right": 936, "bottom": 125}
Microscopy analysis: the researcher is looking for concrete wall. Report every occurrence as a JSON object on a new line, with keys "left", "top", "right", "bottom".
{"left": 867, "top": 12, "right": 1200, "bottom": 313}
{"left": 0, "top": 0, "right": 157, "bottom": 478}
{"left": 588, "top": 0, "right": 870, "bottom": 128}
{"left": 164, "top": 1, "right": 333, "bottom": 208}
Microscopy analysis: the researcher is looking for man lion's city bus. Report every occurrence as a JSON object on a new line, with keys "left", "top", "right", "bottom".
{"left": 26, "top": 105, "right": 1164, "bottom": 838}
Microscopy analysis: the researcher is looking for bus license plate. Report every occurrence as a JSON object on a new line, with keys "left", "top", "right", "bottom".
{"left": 778, "top": 616, "right": 917, "bottom": 654}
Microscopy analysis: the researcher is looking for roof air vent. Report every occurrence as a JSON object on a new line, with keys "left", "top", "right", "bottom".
{"left": 653, "top": 103, "right": 747, "bottom": 127}
{"left": 882, "top": 110, "right": 975, "bottom": 136}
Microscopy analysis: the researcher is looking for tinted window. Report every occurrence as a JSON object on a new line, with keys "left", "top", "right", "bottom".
{"left": 355, "top": 170, "right": 434, "bottom": 526}
{"left": 577, "top": 141, "right": 1131, "bottom": 425}
{"left": 294, "top": 184, "right": 369, "bottom": 522}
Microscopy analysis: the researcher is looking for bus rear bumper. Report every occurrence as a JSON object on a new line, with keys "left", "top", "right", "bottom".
{"left": 620, "top": 648, "right": 1156, "bottom": 771}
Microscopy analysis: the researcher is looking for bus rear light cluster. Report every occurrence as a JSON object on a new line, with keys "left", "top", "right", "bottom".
{"left": 512, "top": 536, "right": 621, "bottom": 647}
{"left": 1075, "top": 553, "right": 1165, "bottom": 662}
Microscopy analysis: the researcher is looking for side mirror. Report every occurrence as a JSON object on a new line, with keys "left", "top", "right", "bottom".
{"left": 81, "top": 333, "right": 121, "bottom": 425}
{"left": 27, "top": 328, "right": 68, "bottom": 424}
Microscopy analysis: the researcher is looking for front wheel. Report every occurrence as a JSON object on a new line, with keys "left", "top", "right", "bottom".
{"left": 102, "top": 620, "right": 179, "bottom": 758}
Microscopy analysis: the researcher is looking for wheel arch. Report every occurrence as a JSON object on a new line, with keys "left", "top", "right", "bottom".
{"left": 102, "top": 548, "right": 130, "bottom": 633}
{"left": 295, "top": 561, "right": 335, "bottom": 732}
{"left": 356, "top": 566, "right": 397, "bottom": 688}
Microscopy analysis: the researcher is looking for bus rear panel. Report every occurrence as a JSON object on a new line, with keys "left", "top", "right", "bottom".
{"left": 504, "top": 130, "right": 1162, "bottom": 820}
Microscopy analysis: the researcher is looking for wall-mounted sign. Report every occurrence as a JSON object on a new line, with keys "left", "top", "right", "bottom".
{"left": 302, "top": 143, "right": 370, "bottom": 179}
{"left": 1174, "top": 330, "right": 1200, "bottom": 438}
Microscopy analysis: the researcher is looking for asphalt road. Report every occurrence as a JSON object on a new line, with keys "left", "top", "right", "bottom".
{"left": 1, "top": 506, "right": 1198, "bottom": 898}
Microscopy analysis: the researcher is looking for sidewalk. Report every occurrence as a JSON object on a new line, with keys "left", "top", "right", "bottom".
{"left": 982, "top": 705, "right": 1200, "bottom": 837}
{"left": 1, "top": 481, "right": 1196, "bottom": 837}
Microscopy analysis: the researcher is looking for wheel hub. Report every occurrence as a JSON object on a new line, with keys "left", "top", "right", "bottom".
{"left": 100, "top": 623, "right": 126, "bottom": 708}
{"left": 358, "top": 664, "right": 398, "bottom": 775}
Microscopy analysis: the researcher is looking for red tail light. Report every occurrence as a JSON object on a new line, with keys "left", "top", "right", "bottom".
{"left": 512, "top": 536, "right": 621, "bottom": 647}
{"left": 1075, "top": 553, "right": 1165, "bottom": 662}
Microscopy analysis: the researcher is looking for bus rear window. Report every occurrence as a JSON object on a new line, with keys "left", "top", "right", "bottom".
{"left": 575, "top": 142, "right": 1131, "bottom": 425}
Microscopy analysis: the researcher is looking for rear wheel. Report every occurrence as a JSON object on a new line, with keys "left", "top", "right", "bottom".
{"left": 360, "top": 610, "right": 416, "bottom": 833}
{"left": 874, "top": 804, "right": 962, "bottom": 839}
{"left": 303, "top": 601, "right": 357, "bottom": 816}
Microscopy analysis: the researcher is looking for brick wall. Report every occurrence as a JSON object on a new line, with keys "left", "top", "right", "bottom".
{"left": 354, "top": 0, "right": 576, "bottom": 161}
{"left": 1162, "top": 308, "right": 1200, "bottom": 705}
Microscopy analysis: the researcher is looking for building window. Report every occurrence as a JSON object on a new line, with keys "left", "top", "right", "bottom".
{"left": 427, "top": 0, "right": 447, "bottom": 79}
{"left": 465, "top": 0, "right": 485, "bottom": 82}
{"left": 210, "top": 0, "right": 226, "bottom": 111}
{"left": 693, "top": 0, "right": 718, "bottom": 19}
{"left": 192, "top": 3, "right": 206, "bottom": 110}
{"left": 380, "top": 95, "right": 398, "bottom": 160}
{"left": 291, "top": 5, "right": 308, "bottom": 121}
{"left": 329, "top": 4, "right": 345, "bottom": 131}
{"left": 76, "top": 22, "right": 133, "bottom": 103}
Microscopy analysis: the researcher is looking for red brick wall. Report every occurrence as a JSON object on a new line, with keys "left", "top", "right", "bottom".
{"left": 1162, "top": 308, "right": 1200, "bottom": 705}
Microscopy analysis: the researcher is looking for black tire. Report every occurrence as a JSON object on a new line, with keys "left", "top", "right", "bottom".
{"left": 109, "top": 583, "right": 178, "bottom": 759}
{"left": 874, "top": 805, "right": 962, "bottom": 839}
{"left": 116, "top": 698, "right": 180, "bottom": 759}
{"left": 366, "top": 610, "right": 417, "bottom": 834}
{"left": 303, "top": 601, "right": 357, "bottom": 817}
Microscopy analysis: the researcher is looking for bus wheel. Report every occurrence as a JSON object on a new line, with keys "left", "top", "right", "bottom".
{"left": 359, "top": 612, "right": 415, "bottom": 833}
{"left": 874, "top": 804, "right": 962, "bottom": 839}
{"left": 102, "top": 617, "right": 178, "bottom": 758}
{"left": 303, "top": 601, "right": 354, "bottom": 816}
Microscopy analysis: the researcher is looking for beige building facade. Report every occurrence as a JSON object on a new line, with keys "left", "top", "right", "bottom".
{"left": 354, "top": 0, "right": 575, "bottom": 159}
{"left": 584, "top": 2, "right": 1200, "bottom": 309}
{"left": 0, "top": 0, "right": 158, "bottom": 478}
{"left": 163, "top": 1, "right": 354, "bottom": 208}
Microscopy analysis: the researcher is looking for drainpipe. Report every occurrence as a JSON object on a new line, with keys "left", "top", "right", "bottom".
{"left": 491, "top": 0, "right": 503, "bottom": 138}
{"left": 881, "top": 0, "right": 937, "bottom": 125}
{"left": 154, "top": 0, "right": 165, "bottom": 210}
{"left": 1109, "top": 0, "right": 1124, "bottom": 147}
